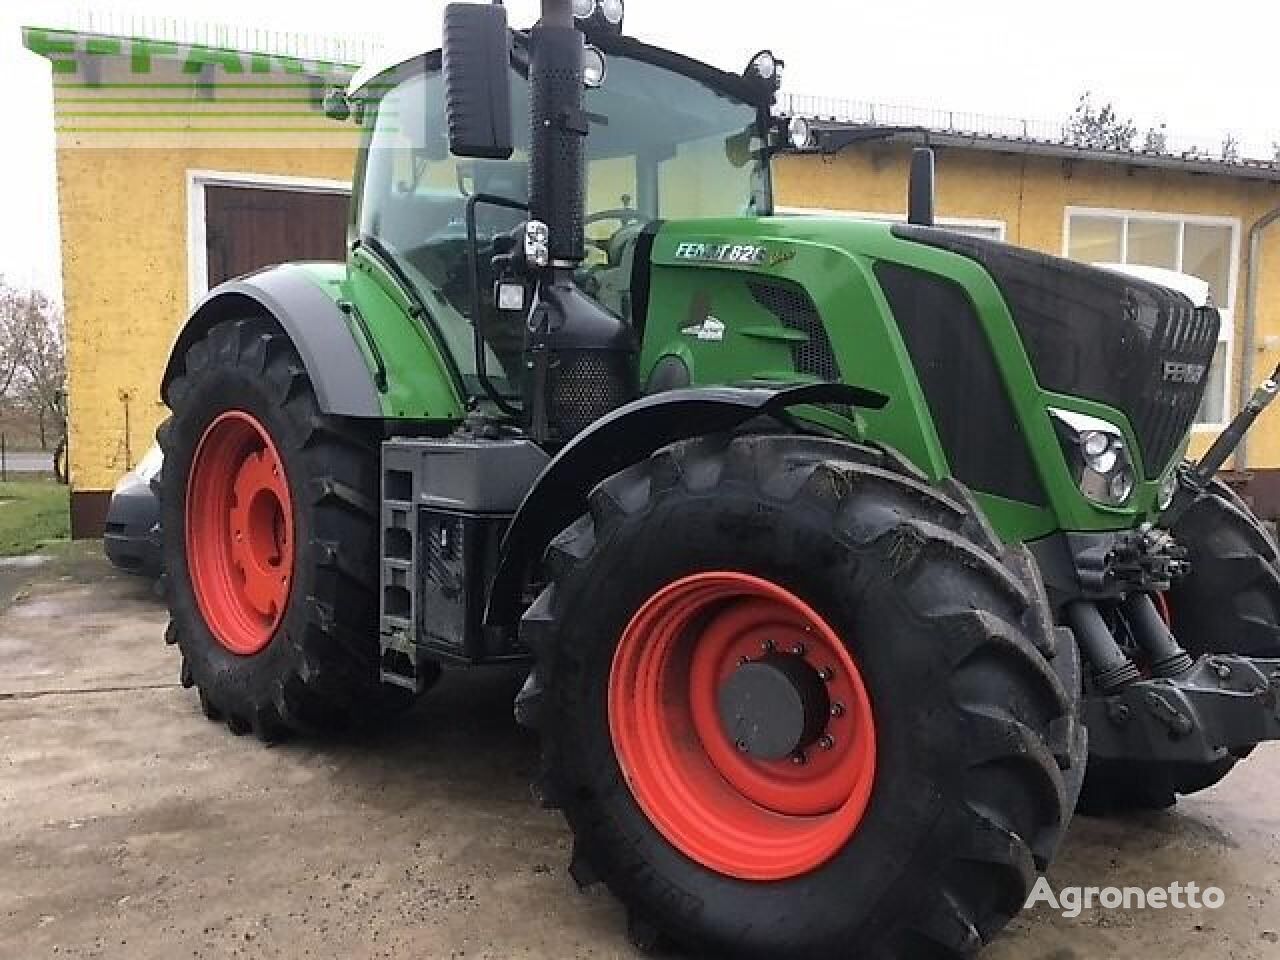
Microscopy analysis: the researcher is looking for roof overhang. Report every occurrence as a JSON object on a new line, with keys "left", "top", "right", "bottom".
{"left": 788, "top": 123, "right": 1280, "bottom": 185}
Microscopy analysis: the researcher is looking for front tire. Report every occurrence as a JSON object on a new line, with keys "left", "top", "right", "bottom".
{"left": 1170, "top": 477, "right": 1280, "bottom": 659}
{"left": 523, "top": 435, "right": 1082, "bottom": 959}
{"left": 159, "top": 316, "right": 432, "bottom": 740}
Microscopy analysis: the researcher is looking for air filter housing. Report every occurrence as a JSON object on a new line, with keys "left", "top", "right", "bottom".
{"left": 525, "top": 277, "right": 637, "bottom": 446}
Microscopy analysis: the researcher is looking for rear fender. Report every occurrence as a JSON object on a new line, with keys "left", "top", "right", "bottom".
{"left": 161, "top": 265, "right": 382, "bottom": 418}
{"left": 484, "top": 382, "right": 888, "bottom": 628}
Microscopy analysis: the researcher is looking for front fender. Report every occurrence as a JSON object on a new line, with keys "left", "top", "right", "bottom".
{"left": 161, "top": 264, "right": 382, "bottom": 418}
{"left": 484, "top": 382, "right": 888, "bottom": 628}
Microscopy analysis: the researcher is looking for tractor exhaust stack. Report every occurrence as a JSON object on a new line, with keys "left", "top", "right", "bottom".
{"left": 529, "top": 0, "right": 588, "bottom": 267}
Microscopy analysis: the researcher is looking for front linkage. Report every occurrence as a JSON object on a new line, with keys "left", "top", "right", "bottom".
{"left": 1067, "top": 362, "right": 1280, "bottom": 781}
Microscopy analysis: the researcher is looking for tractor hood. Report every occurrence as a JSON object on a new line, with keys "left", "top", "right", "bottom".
{"left": 892, "top": 225, "right": 1220, "bottom": 480}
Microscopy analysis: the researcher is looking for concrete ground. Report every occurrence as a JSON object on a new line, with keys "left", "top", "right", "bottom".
{"left": 2, "top": 547, "right": 1278, "bottom": 960}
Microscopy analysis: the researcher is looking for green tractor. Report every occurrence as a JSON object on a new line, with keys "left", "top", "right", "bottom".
{"left": 157, "top": 1, "right": 1280, "bottom": 955}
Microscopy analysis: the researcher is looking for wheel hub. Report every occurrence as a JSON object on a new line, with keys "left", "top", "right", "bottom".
{"left": 608, "top": 572, "right": 877, "bottom": 881}
{"left": 185, "top": 410, "right": 295, "bottom": 657}
{"left": 718, "top": 654, "right": 831, "bottom": 761}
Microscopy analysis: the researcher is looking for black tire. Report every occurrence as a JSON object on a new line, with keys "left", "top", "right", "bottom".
{"left": 1077, "top": 478, "right": 1280, "bottom": 814}
{"left": 158, "top": 315, "right": 433, "bottom": 740}
{"left": 1170, "top": 478, "right": 1280, "bottom": 659}
{"left": 522, "top": 434, "right": 1084, "bottom": 960}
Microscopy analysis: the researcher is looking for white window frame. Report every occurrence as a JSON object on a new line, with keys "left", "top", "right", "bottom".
{"left": 186, "top": 170, "right": 353, "bottom": 309}
{"left": 777, "top": 206, "right": 1007, "bottom": 240}
{"left": 1063, "top": 206, "right": 1241, "bottom": 431}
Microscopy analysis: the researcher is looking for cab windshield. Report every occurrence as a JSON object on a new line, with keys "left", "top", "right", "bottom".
{"left": 356, "top": 49, "right": 771, "bottom": 396}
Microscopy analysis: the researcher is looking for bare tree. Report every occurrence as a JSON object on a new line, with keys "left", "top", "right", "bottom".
{"left": 0, "top": 277, "right": 67, "bottom": 454}
{"left": 1142, "top": 124, "right": 1168, "bottom": 154}
{"left": 1066, "top": 92, "right": 1137, "bottom": 151}
{"left": 0, "top": 279, "right": 30, "bottom": 400}
{"left": 16, "top": 302, "right": 67, "bottom": 451}
{"left": 1221, "top": 134, "right": 1241, "bottom": 163}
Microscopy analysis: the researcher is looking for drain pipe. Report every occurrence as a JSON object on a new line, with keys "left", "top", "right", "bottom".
{"left": 1236, "top": 205, "right": 1280, "bottom": 469}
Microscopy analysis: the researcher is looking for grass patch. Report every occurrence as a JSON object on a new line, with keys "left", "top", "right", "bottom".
{"left": 0, "top": 480, "right": 70, "bottom": 555}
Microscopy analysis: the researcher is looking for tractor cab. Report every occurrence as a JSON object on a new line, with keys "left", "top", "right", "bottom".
{"left": 347, "top": 32, "right": 776, "bottom": 405}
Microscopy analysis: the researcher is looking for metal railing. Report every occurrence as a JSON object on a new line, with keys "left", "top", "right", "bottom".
{"left": 780, "top": 92, "right": 1280, "bottom": 168}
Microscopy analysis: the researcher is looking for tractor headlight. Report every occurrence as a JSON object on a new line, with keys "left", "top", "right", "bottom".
{"left": 744, "top": 50, "right": 784, "bottom": 90}
{"left": 788, "top": 116, "right": 814, "bottom": 151}
{"left": 598, "top": 0, "right": 625, "bottom": 25}
{"left": 573, "top": 0, "right": 624, "bottom": 35}
{"left": 582, "top": 45, "right": 607, "bottom": 88}
{"left": 1050, "top": 408, "right": 1137, "bottom": 507}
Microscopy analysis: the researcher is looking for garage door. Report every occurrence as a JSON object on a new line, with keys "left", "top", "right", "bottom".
{"left": 205, "top": 185, "right": 349, "bottom": 287}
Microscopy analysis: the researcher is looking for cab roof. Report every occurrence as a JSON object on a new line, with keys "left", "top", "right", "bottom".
{"left": 347, "top": 31, "right": 770, "bottom": 110}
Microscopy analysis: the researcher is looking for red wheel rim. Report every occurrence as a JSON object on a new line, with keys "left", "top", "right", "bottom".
{"left": 608, "top": 572, "right": 877, "bottom": 881}
{"left": 185, "top": 411, "right": 295, "bottom": 657}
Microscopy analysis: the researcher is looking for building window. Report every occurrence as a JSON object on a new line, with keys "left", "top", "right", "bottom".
{"left": 1065, "top": 209, "right": 1239, "bottom": 428}
{"left": 777, "top": 207, "right": 1006, "bottom": 241}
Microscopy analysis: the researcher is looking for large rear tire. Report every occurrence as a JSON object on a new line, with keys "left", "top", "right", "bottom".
{"left": 522, "top": 435, "right": 1083, "bottom": 959}
{"left": 158, "top": 316, "right": 433, "bottom": 740}
{"left": 1078, "top": 478, "right": 1280, "bottom": 813}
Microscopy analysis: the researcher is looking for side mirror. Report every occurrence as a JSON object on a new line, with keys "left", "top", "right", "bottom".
{"left": 908, "top": 147, "right": 936, "bottom": 227}
{"left": 442, "top": 3, "right": 515, "bottom": 160}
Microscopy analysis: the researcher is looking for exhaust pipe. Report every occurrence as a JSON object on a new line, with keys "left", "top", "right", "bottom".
{"left": 529, "top": 0, "right": 587, "bottom": 269}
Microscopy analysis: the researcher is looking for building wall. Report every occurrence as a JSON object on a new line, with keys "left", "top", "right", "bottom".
{"left": 30, "top": 32, "right": 359, "bottom": 534}
{"left": 57, "top": 145, "right": 354, "bottom": 498}
{"left": 774, "top": 145, "right": 1280, "bottom": 469}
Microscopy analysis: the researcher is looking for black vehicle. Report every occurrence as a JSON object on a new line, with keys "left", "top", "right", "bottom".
{"left": 103, "top": 445, "right": 162, "bottom": 578}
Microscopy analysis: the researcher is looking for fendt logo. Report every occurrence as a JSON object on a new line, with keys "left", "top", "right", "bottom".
{"left": 674, "top": 242, "right": 769, "bottom": 265}
{"left": 1163, "top": 362, "right": 1208, "bottom": 385}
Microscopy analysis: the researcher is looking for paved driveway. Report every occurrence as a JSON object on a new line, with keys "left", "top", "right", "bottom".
{"left": 1, "top": 548, "right": 1277, "bottom": 959}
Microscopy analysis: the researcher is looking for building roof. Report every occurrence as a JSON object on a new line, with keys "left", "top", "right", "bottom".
{"left": 781, "top": 94, "right": 1280, "bottom": 185}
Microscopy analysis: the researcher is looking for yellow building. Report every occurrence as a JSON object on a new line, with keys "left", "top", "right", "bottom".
{"left": 23, "top": 23, "right": 1280, "bottom": 533}
{"left": 24, "top": 22, "right": 363, "bottom": 535}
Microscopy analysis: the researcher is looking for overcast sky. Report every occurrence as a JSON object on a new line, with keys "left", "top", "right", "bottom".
{"left": 3, "top": 0, "right": 1278, "bottom": 300}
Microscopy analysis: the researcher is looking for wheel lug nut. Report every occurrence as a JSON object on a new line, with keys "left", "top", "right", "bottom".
{"left": 818, "top": 735, "right": 835, "bottom": 750}
{"left": 737, "top": 656, "right": 751, "bottom": 666}
{"left": 761, "top": 639, "right": 775, "bottom": 653}
{"left": 819, "top": 667, "right": 834, "bottom": 682}
{"left": 791, "top": 643, "right": 806, "bottom": 656}
{"left": 790, "top": 751, "right": 807, "bottom": 765}
{"left": 830, "top": 703, "right": 845, "bottom": 718}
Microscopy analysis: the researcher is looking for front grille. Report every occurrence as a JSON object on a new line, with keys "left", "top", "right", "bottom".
{"left": 877, "top": 262, "right": 1046, "bottom": 505}
{"left": 1129, "top": 301, "right": 1219, "bottom": 476}
{"left": 748, "top": 279, "right": 841, "bottom": 382}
